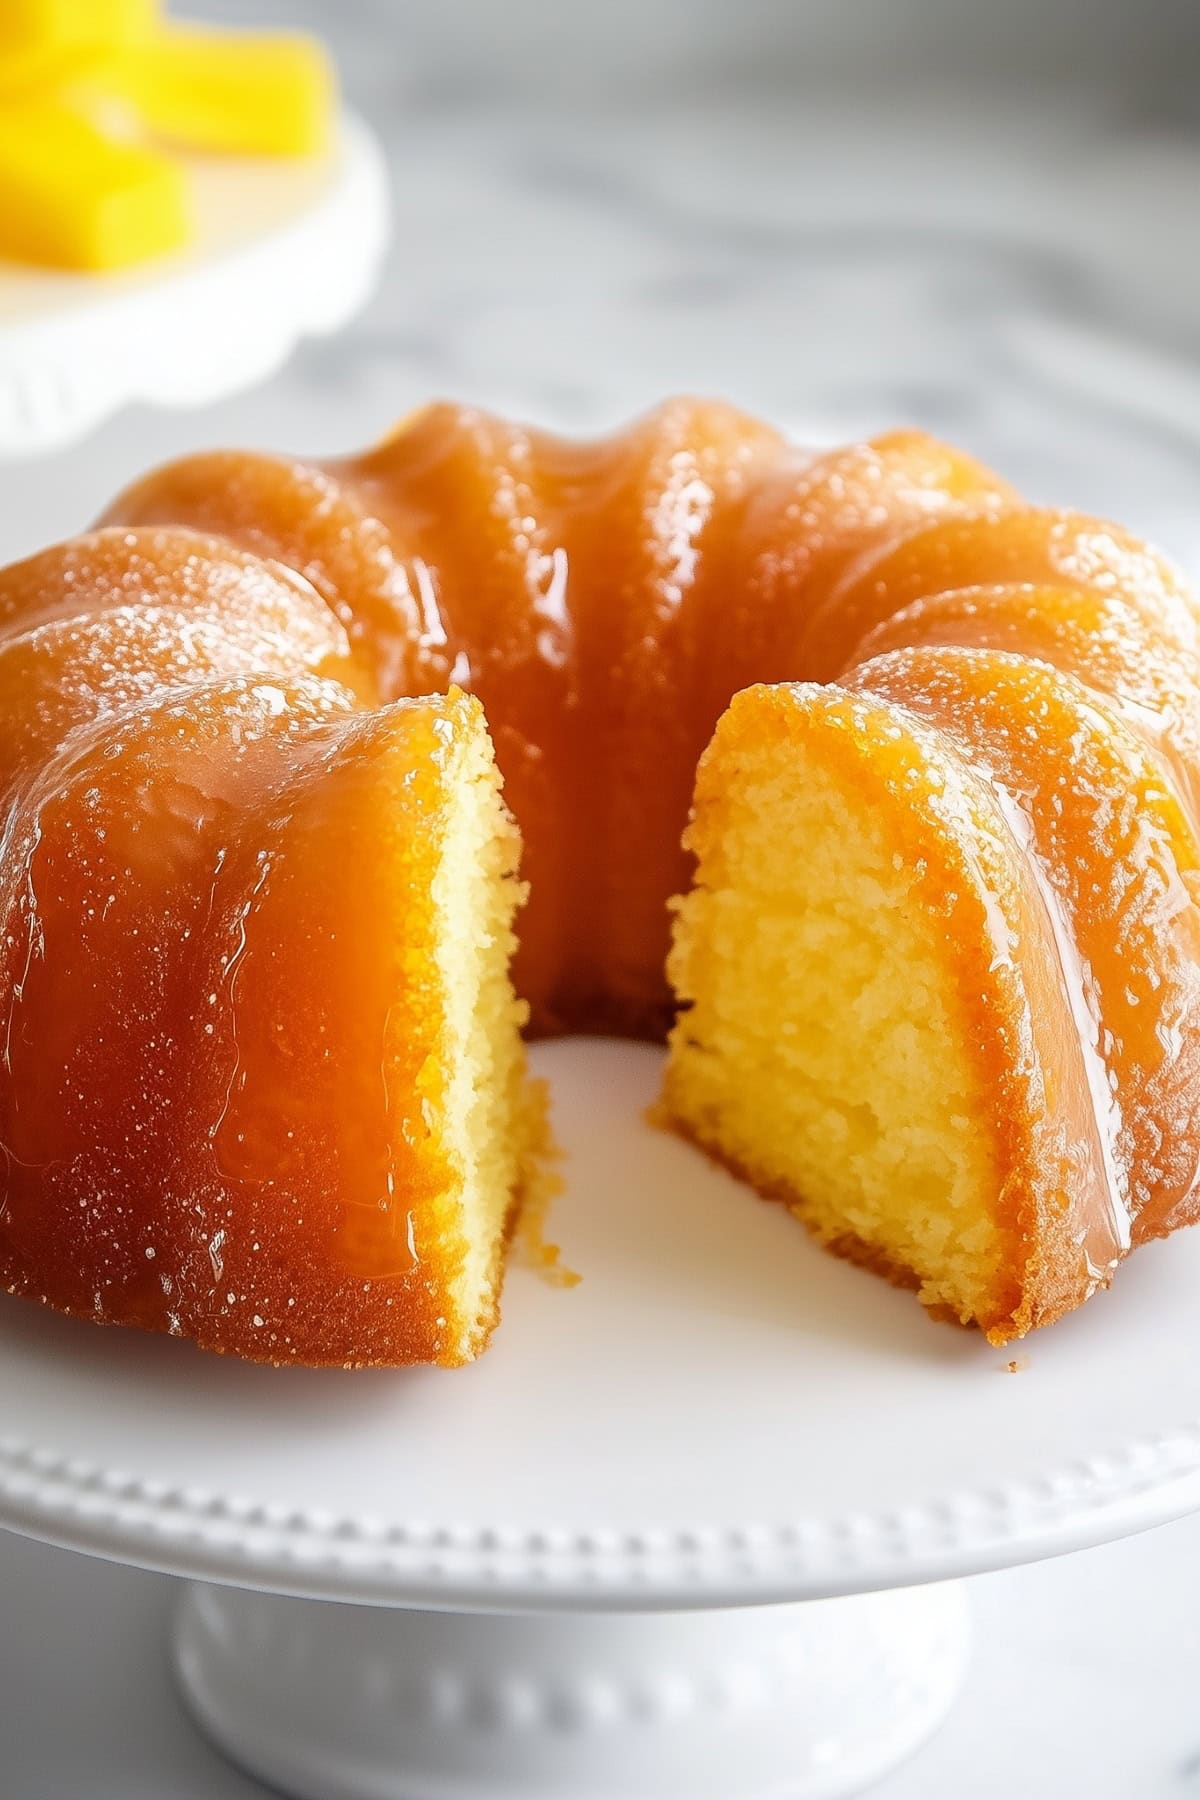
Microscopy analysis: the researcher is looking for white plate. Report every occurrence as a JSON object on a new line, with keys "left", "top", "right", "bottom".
{"left": 2, "top": 1038, "right": 1200, "bottom": 1609}
{"left": 0, "top": 112, "right": 389, "bottom": 456}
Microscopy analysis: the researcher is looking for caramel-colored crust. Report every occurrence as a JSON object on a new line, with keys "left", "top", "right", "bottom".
{"left": 0, "top": 397, "right": 1195, "bottom": 1357}
{"left": 669, "top": 1110, "right": 972, "bottom": 1316}
{"left": 671, "top": 679, "right": 1131, "bottom": 1342}
{"left": 0, "top": 680, "right": 505, "bottom": 1367}
{"left": 849, "top": 650, "right": 1200, "bottom": 1245}
{"left": 0, "top": 532, "right": 509, "bottom": 1365}
{"left": 670, "top": 1088, "right": 1120, "bottom": 1344}
{"left": 103, "top": 404, "right": 1012, "bottom": 1036}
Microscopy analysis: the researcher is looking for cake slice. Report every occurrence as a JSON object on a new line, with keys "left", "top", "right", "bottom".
{"left": 0, "top": 682, "right": 538, "bottom": 1366}
{"left": 662, "top": 678, "right": 1164, "bottom": 1344}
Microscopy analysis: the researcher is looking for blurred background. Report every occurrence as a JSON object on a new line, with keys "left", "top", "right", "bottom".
{"left": 4, "top": 0, "right": 1200, "bottom": 566}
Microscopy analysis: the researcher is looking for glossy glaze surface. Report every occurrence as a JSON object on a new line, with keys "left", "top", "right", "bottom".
{"left": 105, "top": 402, "right": 1013, "bottom": 1034}
{"left": 848, "top": 648, "right": 1200, "bottom": 1258}
{"left": 0, "top": 528, "right": 494, "bottom": 1363}
{"left": 4, "top": 398, "right": 1198, "bottom": 1358}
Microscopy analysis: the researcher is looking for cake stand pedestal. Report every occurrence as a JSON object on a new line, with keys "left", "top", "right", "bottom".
{"left": 173, "top": 1577, "right": 970, "bottom": 1800}
{"left": 4, "top": 1040, "right": 1200, "bottom": 1800}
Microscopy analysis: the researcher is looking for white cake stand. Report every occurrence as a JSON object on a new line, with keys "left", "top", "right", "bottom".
{"left": 3, "top": 1040, "right": 1200, "bottom": 1800}
{"left": 0, "top": 111, "right": 389, "bottom": 457}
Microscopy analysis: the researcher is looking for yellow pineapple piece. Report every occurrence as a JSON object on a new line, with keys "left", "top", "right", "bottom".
{"left": 0, "top": 41, "right": 102, "bottom": 91}
{"left": 0, "top": 102, "right": 188, "bottom": 271}
{"left": 0, "top": 0, "right": 157, "bottom": 52}
{"left": 0, "top": 8, "right": 335, "bottom": 271}
{"left": 111, "top": 24, "right": 334, "bottom": 156}
{"left": 0, "top": 0, "right": 157, "bottom": 92}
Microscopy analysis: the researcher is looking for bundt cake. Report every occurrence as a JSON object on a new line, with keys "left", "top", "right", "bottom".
{"left": 0, "top": 397, "right": 1195, "bottom": 1362}
{"left": 100, "top": 401, "right": 1016, "bottom": 1038}
{"left": 0, "top": 530, "right": 534, "bottom": 1365}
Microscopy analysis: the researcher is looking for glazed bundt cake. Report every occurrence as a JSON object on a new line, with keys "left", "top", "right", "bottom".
{"left": 665, "top": 511, "right": 1200, "bottom": 1340}
{"left": 0, "top": 398, "right": 1196, "bottom": 1361}
{"left": 100, "top": 402, "right": 1016, "bottom": 1038}
{"left": 0, "top": 531, "right": 534, "bottom": 1365}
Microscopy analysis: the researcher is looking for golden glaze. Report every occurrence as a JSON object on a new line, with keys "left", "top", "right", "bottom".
{"left": 847, "top": 650, "right": 1200, "bottom": 1250}
{"left": 1, "top": 397, "right": 1198, "bottom": 1358}
{"left": 676, "top": 680, "right": 1129, "bottom": 1335}
{"left": 104, "top": 403, "right": 1012, "bottom": 1034}
{"left": 0, "top": 530, "right": 497, "bottom": 1364}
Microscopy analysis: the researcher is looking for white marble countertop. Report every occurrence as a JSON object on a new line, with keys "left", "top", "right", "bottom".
{"left": 4, "top": 7, "right": 1200, "bottom": 1796}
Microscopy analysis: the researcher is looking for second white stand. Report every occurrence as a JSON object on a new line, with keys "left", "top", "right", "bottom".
{"left": 0, "top": 113, "right": 388, "bottom": 456}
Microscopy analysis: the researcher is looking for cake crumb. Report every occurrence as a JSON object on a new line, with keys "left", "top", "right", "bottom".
{"left": 511, "top": 1077, "right": 581, "bottom": 1289}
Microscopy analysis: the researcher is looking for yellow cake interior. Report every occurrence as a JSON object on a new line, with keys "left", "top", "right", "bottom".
{"left": 664, "top": 702, "right": 1008, "bottom": 1328}
{"left": 430, "top": 722, "right": 533, "bottom": 1357}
